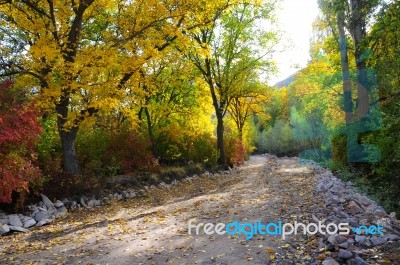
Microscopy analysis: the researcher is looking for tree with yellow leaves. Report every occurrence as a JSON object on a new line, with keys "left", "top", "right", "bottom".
{"left": 0, "top": 0, "right": 232, "bottom": 174}
{"left": 188, "top": 1, "right": 277, "bottom": 164}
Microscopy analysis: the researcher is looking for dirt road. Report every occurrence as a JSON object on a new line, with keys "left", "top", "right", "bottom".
{"left": 0, "top": 155, "right": 397, "bottom": 264}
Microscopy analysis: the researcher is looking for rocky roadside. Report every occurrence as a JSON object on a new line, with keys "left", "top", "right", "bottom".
{"left": 0, "top": 155, "right": 398, "bottom": 265}
{"left": 0, "top": 169, "right": 237, "bottom": 237}
{"left": 310, "top": 161, "right": 400, "bottom": 265}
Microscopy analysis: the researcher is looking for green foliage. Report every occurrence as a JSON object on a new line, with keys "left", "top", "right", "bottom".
{"left": 257, "top": 120, "right": 297, "bottom": 157}
{"left": 36, "top": 116, "right": 62, "bottom": 176}
{"left": 188, "top": 133, "right": 219, "bottom": 166}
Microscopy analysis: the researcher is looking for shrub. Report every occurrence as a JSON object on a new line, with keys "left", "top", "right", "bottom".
{"left": 0, "top": 80, "right": 42, "bottom": 203}
{"left": 188, "top": 133, "right": 219, "bottom": 165}
{"left": 104, "top": 131, "right": 160, "bottom": 173}
{"left": 225, "top": 136, "right": 246, "bottom": 167}
{"left": 258, "top": 119, "right": 297, "bottom": 156}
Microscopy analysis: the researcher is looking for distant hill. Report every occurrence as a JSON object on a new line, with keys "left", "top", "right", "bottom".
{"left": 273, "top": 71, "right": 300, "bottom": 88}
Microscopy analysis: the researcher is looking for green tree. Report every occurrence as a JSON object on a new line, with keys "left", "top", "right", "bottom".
{"left": 188, "top": 1, "right": 277, "bottom": 164}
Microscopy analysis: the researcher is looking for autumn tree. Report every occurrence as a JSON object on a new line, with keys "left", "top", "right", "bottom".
{"left": 136, "top": 53, "right": 200, "bottom": 160}
{"left": 188, "top": 1, "right": 277, "bottom": 164}
{"left": 0, "top": 0, "right": 228, "bottom": 174}
{"left": 228, "top": 79, "right": 271, "bottom": 143}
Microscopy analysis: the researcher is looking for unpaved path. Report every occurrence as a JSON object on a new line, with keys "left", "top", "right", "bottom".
{"left": 0, "top": 155, "right": 396, "bottom": 264}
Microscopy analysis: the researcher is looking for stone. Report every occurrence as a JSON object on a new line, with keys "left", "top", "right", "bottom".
{"left": 327, "top": 235, "right": 337, "bottom": 245}
{"left": 55, "top": 211, "right": 68, "bottom": 218}
{"left": 355, "top": 256, "right": 368, "bottom": 265}
{"left": 0, "top": 218, "right": 8, "bottom": 225}
{"left": 129, "top": 192, "right": 136, "bottom": 198}
{"left": 383, "top": 234, "right": 400, "bottom": 241}
{"left": 364, "top": 204, "right": 378, "bottom": 214}
{"left": 389, "top": 212, "right": 396, "bottom": 219}
{"left": 322, "top": 258, "right": 339, "bottom": 265}
{"left": 41, "top": 194, "right": 55, "bottom": 209}
{"left": 376, "top": 217, "right": 392, "bottom": 228}
{"left": 374, "top": 209, "right": 387, "bottom": 218}
{"left": 70, "top": 201, "right": 78, "bottom": 210}
{"left": 330, "top": 185, "right": 344, "bottom": 195}
{"left": 0, "top": 224, "right": 10, "bottom": 235}
{"left": 23, "top": 218, "right": 36, "bottom": 228}
{"left": 327, "top": 234, "right": 346, "bottom": 245}
{"left": 338, "top": 242, "right": 349, "bottom": 249}
{"left": 335, "top": 235, "right": 348, "bottom": 244}
{"left": 317, "top": 183, "right": 326, "bottom": 192}
{"left": 38, "top": 206, "right": 47, "bottom": 212}
{"left": 36, "top": 218, "right": 53, "bottom": 227}
{"left": 358, "top": 196, "right": 371, "bottom": 206}
{"left": 338, "top": 249, "right": 352, "bottom": 259}
{"left": 8, "top": 225, "right": 29, "bottom": 233}
{"left": 355, "top": 235, "right": 366, "bottom": 245}
{"left": 370, "top": 236, "right": 386, "bottom": 246}
{"left": 54, "top": 200, "right": 64, "bottom": 208}
{"left": 80, "top": 197, "right": 89, "bottom": 208}
{"left": 34, "top": 211, "right": 48, "bottom": 222}
{"left": 55, "top": 207, "right": 68, "bottom": 218}
{"left": 87, "top": 199, "right": 95, "bottom": 208}
{"left": 8, "top": 214, "right": 23, "bottom": 227}
{"left": 346, "top": 201, "right": 363, "bottom": 215}
{"left": 121, "top": 191, "right": 129, "bottom": 199}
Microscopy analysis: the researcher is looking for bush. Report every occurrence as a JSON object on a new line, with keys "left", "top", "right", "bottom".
{"left": 103, "top": 131, "right": 160, "bottom": 173}
{"left": 257, "top": 119, "right": 297, "bottom": 156}
{"left": 0, "top": 80, "right": 42, "bottom": 203}
{"left": 225, "top": 136, "right": 246, "bottom": 167}
{"left": 188, "top": 133, "right": 219, "bottom": 165}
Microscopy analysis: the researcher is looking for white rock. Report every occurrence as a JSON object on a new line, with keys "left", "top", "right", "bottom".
{"left": 34, "top": 211, "right": 48, "bottom": 222}
{"left": 36, "top": 218, "right": 53, "bottom": 227}
{"left": 8, "top": 225, "right": 29, "bottom": 233}
{"left": 8, "top": 214, "right": 23, "bottom": 227}
{"left": 23, "top": 218, "right": 36, "bottom": 228}
{"left": 54, "top": 200, "right": 64, "bottom": 208}
{"left": 87, "top": 199, "right": 95, "bottom": 208}
{"left": 55, "top": 210, "right": 68, "bottom": 218}
{"left": 80, "top": 197, "right": 89, "bottom": 208}
{"left": 322, "top": 259, "right": 339, "bottom": 265}
{"left": 0, "top": 224, "right": 10, "bottom": 235}
{"left": 41, "top": 194, "right": 55, "bottom": 209}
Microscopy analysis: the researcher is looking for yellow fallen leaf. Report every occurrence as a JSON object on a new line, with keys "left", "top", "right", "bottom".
{"left": 265, "top": 247, "right": 274, "bottom": 254}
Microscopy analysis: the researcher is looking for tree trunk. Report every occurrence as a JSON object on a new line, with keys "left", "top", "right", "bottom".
{"left": 337, "top": 11, "right": 353, "bottom": 124}
{"left": 349, "top": 0, "right": 369, "bottom": 120}
{"left": 216, "top": 113, "right": 226, "bottom": 165}
{"left": 56, "top": 95, "right": 80, "bottom": 175}
{"left": 144, "top": 107, "right": 158, "bottom": 158}
{"left": 59, "top": 128, "right": 80, "bottom": 175}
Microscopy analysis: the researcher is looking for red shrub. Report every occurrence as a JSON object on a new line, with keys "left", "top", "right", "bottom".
{"left": 225, "top": 137, "right": 247, "bottom": 167}
{"left": 104, "top": 131, "right": 160, "bottom": 173}
{"left": 0, "top": 80, "right": 42, "bottom": 203}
